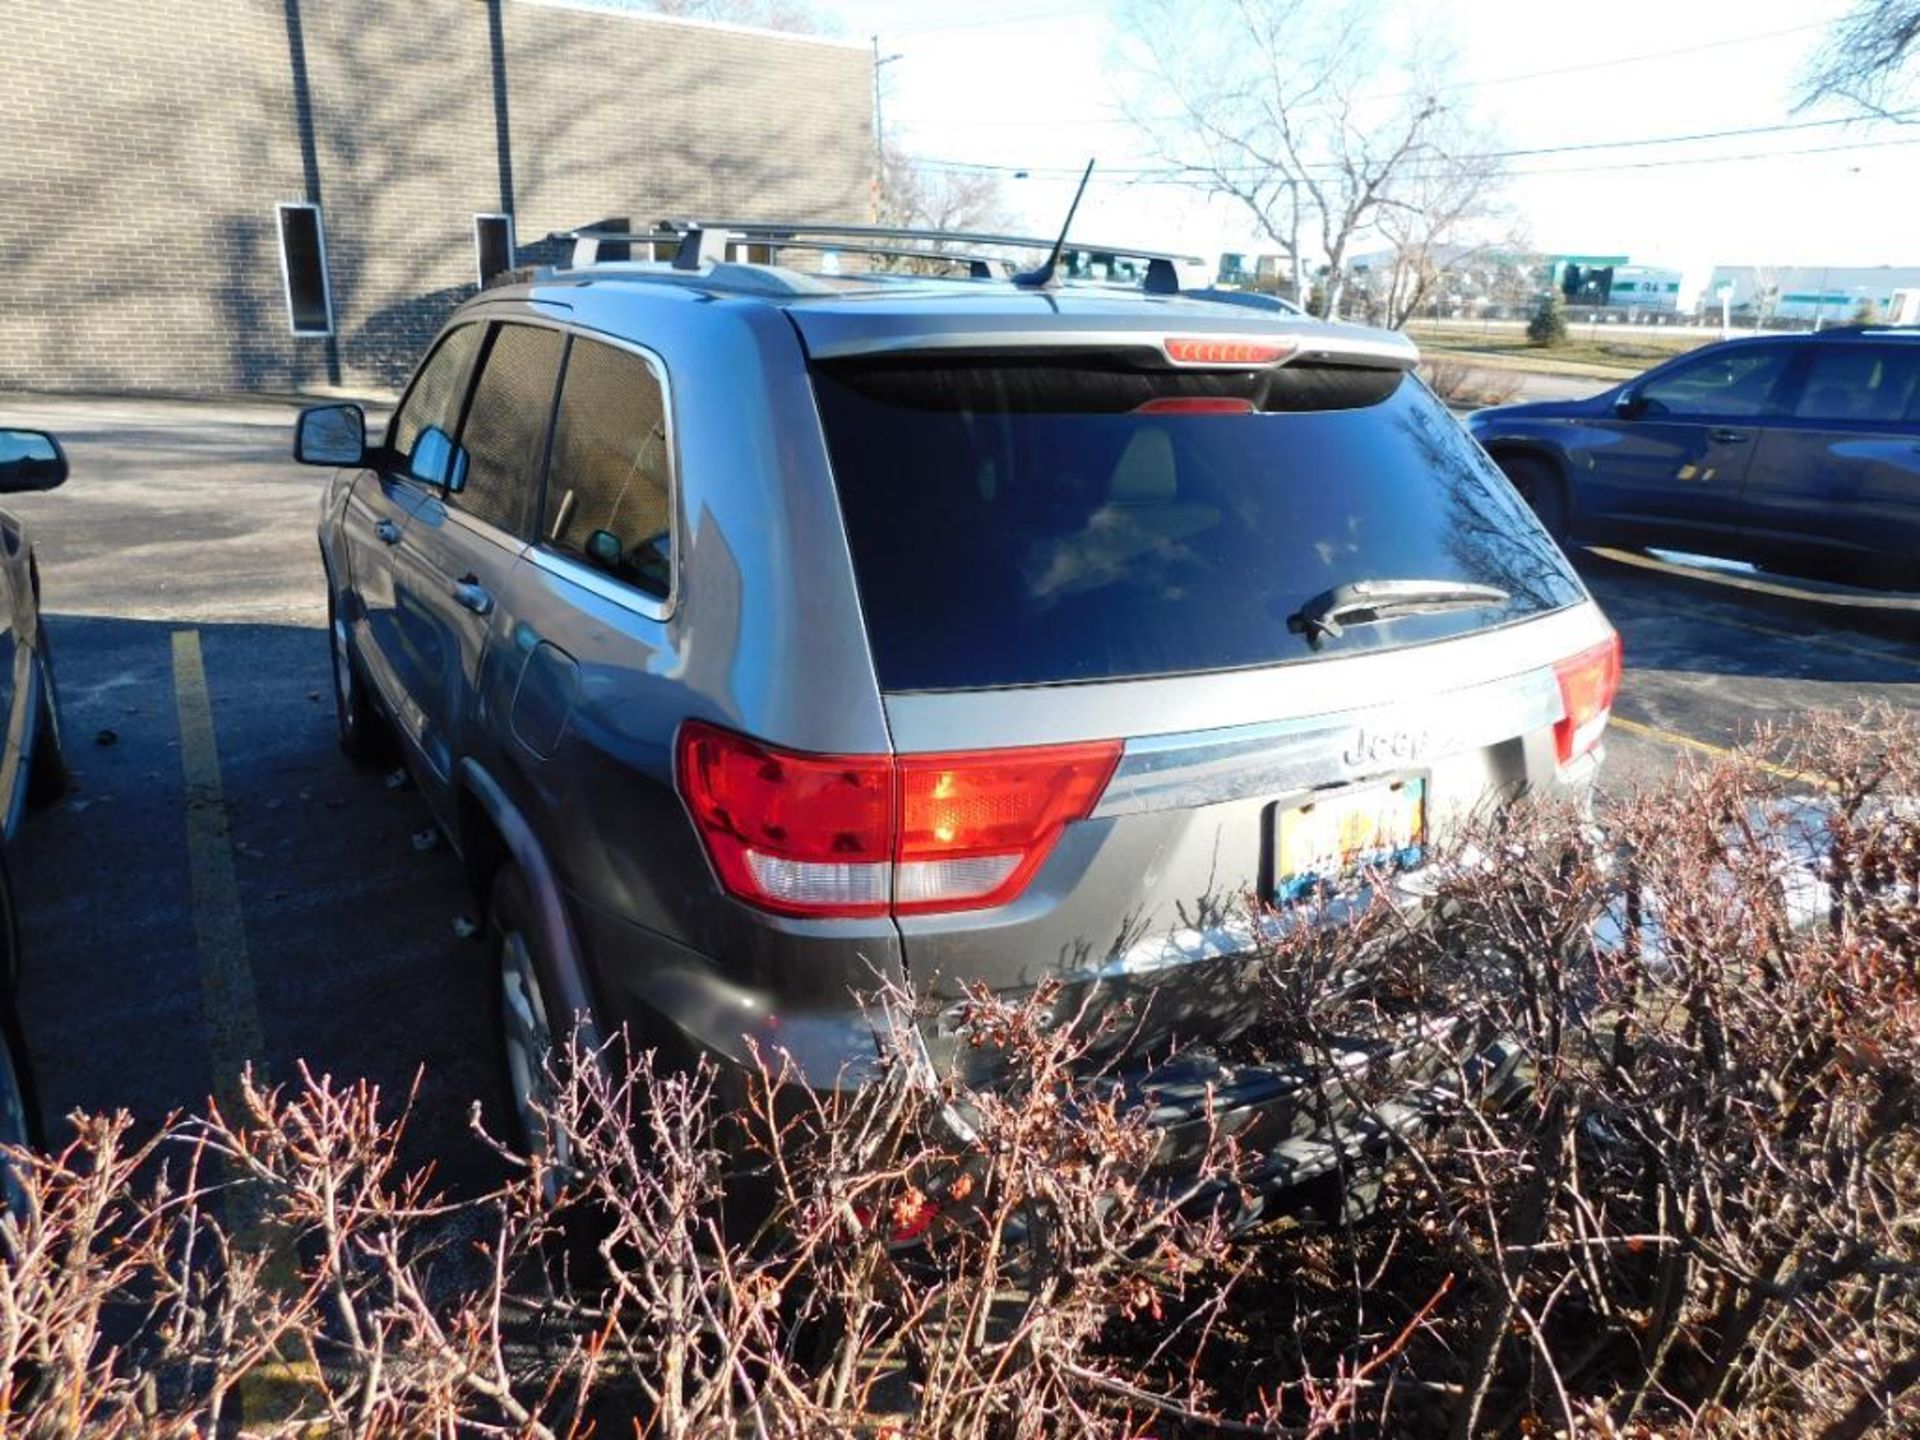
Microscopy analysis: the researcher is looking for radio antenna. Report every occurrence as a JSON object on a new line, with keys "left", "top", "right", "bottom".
{"left": 1012, "top": 158, "right": 1095, "bottom": 289}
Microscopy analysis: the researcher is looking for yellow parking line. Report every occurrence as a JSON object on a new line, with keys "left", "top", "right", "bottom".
{"left": 173, "top": 631, "right": 305, "bottom": 1424}
{"left": 172, "top": 630, "right": 268, "bottom": 1100}
{"left": 1608, "top": 715, "right": 1831, "bottom": 788}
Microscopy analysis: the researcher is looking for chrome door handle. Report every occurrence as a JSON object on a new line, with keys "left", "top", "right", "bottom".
{"left": 1710, "top": 428, "right": 1748, "bottom": 443}
{"left": 451, "top": 577, "right": 493, "bottom": 616}
{"left": 375, "top": 518, "right": 402, "bottom": 545}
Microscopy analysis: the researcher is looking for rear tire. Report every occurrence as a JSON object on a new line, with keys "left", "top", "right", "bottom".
{"left": 489, "top": 864, "right": 571, "bottom": 1196}
{"left": 1498, "top": 454, "right": 1570, "bottom": 546}
{"left": 328, "top": 595, "right": 394, "bottom": 768}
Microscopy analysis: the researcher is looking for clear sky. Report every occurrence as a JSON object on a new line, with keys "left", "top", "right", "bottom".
{"left": 807, "top": 0, "right": 1918, "bottom": 281}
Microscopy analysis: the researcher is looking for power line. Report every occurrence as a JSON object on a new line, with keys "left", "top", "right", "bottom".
{"left": 1421, "top": 17, "right": 1830, "bottom": 93}
{"left": 924, "top": 133, "right": 1920, "bottom": 189}
{"left": 883, "top": 17, "right": 1833, "bottom": 127}
{"left": 907, "top": 111, "right": 1920, "bottom": 181}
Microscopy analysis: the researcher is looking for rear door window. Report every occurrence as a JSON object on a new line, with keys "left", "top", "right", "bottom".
{"left": 811, "top": 359, "right": 1584, "bottom": 691}
{"left": 540, "top": 337, "right": 674, "bottom": 599}
{"left": 451, "top": 322, "right": 566, "bottom": 536}
{"left": 1790, "top": 344, "right": 1920, "bottom": 426}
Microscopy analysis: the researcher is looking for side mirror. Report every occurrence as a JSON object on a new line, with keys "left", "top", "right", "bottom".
{"left": 294, "top": 404, "right": 366, "bottom": 466}
{"left": 1613, "top": 389, "right": 1646, "bottom": 420}
{"left": 407, "top": 426, "right": 469, "bottom": 493}
{"left": 0, "top": 429, "right": 68, "bottom": 493}
{"left": 585, "top": 529, "right": 623, "bottom": 571}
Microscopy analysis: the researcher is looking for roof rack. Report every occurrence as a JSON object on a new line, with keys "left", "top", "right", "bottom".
{"left": 547, "top": 219, "right": 1206, "bottom": 293}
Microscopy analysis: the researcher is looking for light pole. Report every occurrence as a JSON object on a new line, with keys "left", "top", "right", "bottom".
{"left": 870, "top": 36, "right": 903, "bottom": 223}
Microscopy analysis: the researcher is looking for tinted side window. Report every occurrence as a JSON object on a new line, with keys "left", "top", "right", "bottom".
{"left": 389, "top": 324, "right": 484, "bottom": 474}
{"left": 541, "top": 339, "right": 673, "bottom": 599}
{"left": 1791, "top": 345, "right": 1920, "bottom": 425}
{"left": 453, "top": 323, "right": 565, "bottom": 536}
{"left": 1638, "top": 346, "right": 1791, "bottom": 419}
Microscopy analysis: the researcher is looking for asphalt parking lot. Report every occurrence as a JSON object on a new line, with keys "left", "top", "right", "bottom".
{"left": 0, "top": 391, "right": 1915, "bottom": 1195}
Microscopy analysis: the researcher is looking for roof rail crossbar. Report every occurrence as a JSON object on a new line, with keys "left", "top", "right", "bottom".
{"left": 551, "top": 219, "right": 1202, "bottom": 292}
{"left": 659, "top": 219, "right": 1203, "bottom": 267}
{"left": 691, "top": 236, "right": 1007, "bottom": 273}
{"left": 558, "top": 224, "right": 1009, "bottom": 278}
{"left": 564, "top": 227, "right": 683, "bottom": 267}
{"left": 673, "top": 226, "right": 734, "bottom": 270}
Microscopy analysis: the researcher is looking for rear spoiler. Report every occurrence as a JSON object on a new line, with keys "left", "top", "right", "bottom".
{"left": 801, "top": 325, "right": 1420, "bottom": 372}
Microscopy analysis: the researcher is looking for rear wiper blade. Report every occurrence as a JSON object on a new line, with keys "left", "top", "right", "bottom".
{"left": 1287, "top": 579, "right": 1511, "bottom": 648}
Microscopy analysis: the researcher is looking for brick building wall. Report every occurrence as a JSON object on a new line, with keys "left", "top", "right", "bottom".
{"left": 0, "top": 0, "right": 872, "bottom": 395}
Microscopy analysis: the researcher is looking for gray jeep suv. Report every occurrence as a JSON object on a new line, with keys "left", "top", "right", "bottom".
{"left": 296, "top": 223, "right": 1619, "bottom": 1200}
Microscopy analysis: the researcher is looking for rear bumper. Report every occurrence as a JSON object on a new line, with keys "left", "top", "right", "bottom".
{"left": 578, "top": 870, "right": 1540, "bottom": 1209}
{"left": 1121, "top": 1022, "right": 1526, "bottom": 1218}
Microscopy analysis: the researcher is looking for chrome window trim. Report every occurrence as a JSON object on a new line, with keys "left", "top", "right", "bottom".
{"left": 524, "top": 546, "right": 669, "bottom": 623}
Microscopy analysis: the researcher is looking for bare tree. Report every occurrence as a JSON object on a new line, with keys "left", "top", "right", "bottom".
{"left": 1118, "top": 0, "right": 1499, "bottom": 319}
{"left": 1367, "top": 121, "right": 1511, "bottom": 328}
{"left": 1800, "top": 0, "right": 1920, "bottom": 118}
{"left": 875, "top": 147, "right": 1015, "bottom": 270}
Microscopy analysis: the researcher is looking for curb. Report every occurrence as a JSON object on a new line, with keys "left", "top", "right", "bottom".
{"left": 1582, "top": 546, "right": 1920, "bottom": 643}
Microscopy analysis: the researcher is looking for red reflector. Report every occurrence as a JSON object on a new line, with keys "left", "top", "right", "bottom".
{"left": 675, "top": 724, "right": 1121, "bottom": 918}
{"left": 1552, "top": 633, "right": 1622, "bottom": 767}
{"left": 852, "top": 1194, "right": 940, "bottom": 1246}
{"left": 1164, "top": 336, "right": 1295, "bottom": 365}
{"left": 1131, "top": 396, "right": 1256, "bottom": 415}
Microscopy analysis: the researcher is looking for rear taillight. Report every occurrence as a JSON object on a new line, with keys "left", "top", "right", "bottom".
{"left": 676, "top": 723, "right": 1121, "bottom": 919}
{"left": 675, "top": 724, "right": 893, "bottom": 916}
{"left": 1552, "top": 632, "right": 1622, "bottom": 768}
{"left": 895, "top": 741, "right": 1120, "bottom": 914}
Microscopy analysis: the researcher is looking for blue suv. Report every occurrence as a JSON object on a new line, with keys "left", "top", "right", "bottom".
{"left": 1469, "top": 327, "right": 1920, "bottom": 590}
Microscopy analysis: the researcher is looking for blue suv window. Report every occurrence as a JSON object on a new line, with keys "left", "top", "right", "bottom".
{"left": 1791, "top": 344, "right": 1920, "bottom": 425}
{"left": 812, "top": 360, "right": 1584, "bottom": 692}
{"left": 1636, "top": 345, "right": 1792, "bottom": 419}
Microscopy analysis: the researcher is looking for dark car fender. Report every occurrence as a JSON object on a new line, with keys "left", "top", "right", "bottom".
{"left": 1474, "top": 432, "right": 1580, "bottom": 517}
{"left": 455, "top": 756, "right": 603, "bottom": 1052}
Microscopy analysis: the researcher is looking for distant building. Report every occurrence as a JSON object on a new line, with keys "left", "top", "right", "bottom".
{"left": 1544, "top": 254, "right": 1631, "bottom": 306}
{"left": 0, "top": 0, "right": 872, "bottom": 395}
{"left": 1603, "top": 264, "right": 1685, "bottom": 312}
{"left": 1706, "top": 265, "right": 1920, "bottom": 324}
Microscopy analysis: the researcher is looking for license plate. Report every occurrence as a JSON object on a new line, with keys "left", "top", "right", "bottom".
{"left": 1275, "top": 778, "right": 1426, "bottom": 902}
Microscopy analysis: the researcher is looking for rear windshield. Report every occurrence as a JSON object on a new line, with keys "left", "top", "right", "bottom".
{"left": 811, "top": 358, "right": 1583, "bottom": 692}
